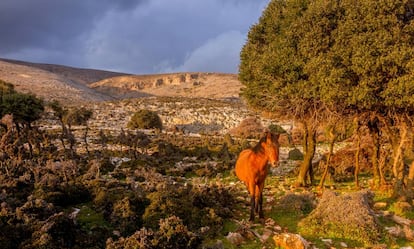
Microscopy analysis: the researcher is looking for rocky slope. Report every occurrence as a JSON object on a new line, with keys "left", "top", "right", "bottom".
{"left": 0, "top": 58, "right": 260, "bottom": 134}
{"left": 90, "top": 72, "right": 242, "bottom": 99}
{"left": 0, "top": 58, "right": 243, "bottom": 103}
{"left": 0, "top": 59, "right": 119, "bottom": 104}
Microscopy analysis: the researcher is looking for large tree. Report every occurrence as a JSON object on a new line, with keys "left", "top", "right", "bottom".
{"left": 239, "top": 0, "right": 414, "bottom": 189}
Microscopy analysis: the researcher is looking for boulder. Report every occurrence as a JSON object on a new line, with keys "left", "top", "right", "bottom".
{"left": 226, "top": 232, "right": 244, "bottom": 246}
{"left": 273, "top": 233, "right": 310, "bottom": 249}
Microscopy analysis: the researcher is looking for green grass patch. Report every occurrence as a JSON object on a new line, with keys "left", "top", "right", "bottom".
{"left": 77, "top": 204, "right": 111, "bottom": 230}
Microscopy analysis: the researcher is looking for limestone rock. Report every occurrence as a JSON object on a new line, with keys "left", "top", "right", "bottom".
{"left": 226, "top": 232, "right": 244, "bottom": 246}
{"left": 273, "top": 233, "right": 310, "bottom": 249}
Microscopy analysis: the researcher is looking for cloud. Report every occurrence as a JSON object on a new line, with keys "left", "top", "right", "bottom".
{"left": 0, "top": 0, "right": 269, "bottom": 74}
{"left": 162, "top": 30, "right": 246, "bottom": 73}
{"left": 0, "top": 0, "right": 146, "bottom": 67}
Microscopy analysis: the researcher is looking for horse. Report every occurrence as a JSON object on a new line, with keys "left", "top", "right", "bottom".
{"left": 235, "top": 131, "right": 280, "bottom": 222}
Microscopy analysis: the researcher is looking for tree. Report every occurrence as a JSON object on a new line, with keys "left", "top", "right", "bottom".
{"left": 63, "top": 107, "right": 93, "bottom": 156}
{"left": 1, "top": 92, "right": 44, "bottom": 128}
{"left": 0, "top": 83, "right": 45, "bottom": 159}
{"left": 240, "top": 0, "right": 414, "bottom": 190}
{"left": 127, "top": 109, "right": 162, "bottom": 131}
{"left": 49, "top": 100, "right": 69, "bottom": 151}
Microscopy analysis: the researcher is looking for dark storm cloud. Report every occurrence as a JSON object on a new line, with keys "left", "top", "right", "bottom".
{"left": 1, "top": 0, "right": 269, "bottom": 74}
{"left": 0, "top": 1, "right": 143, "bottom": 50}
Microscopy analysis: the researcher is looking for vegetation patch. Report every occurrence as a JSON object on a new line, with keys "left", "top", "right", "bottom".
{"left": 298, "top": 190, "right": 384, "bottom": 246}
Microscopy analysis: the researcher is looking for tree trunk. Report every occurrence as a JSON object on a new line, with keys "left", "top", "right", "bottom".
{"left": 368, "top": 116, "right": 381, "bottom": 189}
{"left": 83, "top": 126, "right": 90, "bottom": 156}
{"left": 296, "top": 124, "right": 316, "bottom": 187}
{"left": 406, "top": 161, "right": 414, "bottom": 201}
{"left": 354, "top": 128, "right": 361, "bottom": 188}
{"left": 392, "top": 123, "right": 408, "bottom": 198}
{"left": 319, "top": 127, "right": 336, "bottom": 188}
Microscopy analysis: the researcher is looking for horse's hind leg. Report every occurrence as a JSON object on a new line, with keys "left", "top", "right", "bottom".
{"left": 254, "top": 185, "right": 260, "bottom": 214}
{"left": 258, "top": 193, "right": 264, "bottom": 219}
{"left": 257, "top": 182, "right": 265, "bottom": 219}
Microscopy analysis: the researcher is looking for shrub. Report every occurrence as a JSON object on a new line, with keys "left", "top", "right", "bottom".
{"left": 298, "top": 190, "right": 383, "bottom": 246}
{"left": 127, "top": 109, "right": 162, "bottom": 130}
{"left": 229, "top": 117, "right": 264, "bottom": 139}
{"left": 106, "top": 216, "right": 201, "bottom": 249}
{"left": 143, "top": 181, "right": 235, "bottom": 236}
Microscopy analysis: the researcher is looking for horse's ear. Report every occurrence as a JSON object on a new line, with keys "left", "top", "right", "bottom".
{"left": 265, "top": 131, "right": 271, "bottom": 140}
{"left": 274, "top": 133, "right": 280, "bottom": 140}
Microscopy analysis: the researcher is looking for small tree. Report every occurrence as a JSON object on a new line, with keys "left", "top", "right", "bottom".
{"left": 127, "top": 109, "right": 162, "bottom": 130}
{"left": 63, "top": 107, "right": 93, "bottom": 156}
{"left": 1, "top": 92, "right": 44, "bottom": 129}
{"left": 49, "top": 100, "right": 69, "bottom": 151}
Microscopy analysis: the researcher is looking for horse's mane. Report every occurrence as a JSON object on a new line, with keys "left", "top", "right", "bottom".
{"left": 251, "top": 136, "right": 267, "bottom": 154}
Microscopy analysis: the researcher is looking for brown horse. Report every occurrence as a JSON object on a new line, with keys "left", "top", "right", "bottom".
{"left": 235, "top": 131, "right": 280, "bottom": 221}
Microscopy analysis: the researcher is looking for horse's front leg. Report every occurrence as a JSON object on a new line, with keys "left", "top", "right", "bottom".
{"left": 247, "top": 182, "right": 256, "bottom": 221}
{"left": 250, "top": 194, "right": 255, "bottom": 222}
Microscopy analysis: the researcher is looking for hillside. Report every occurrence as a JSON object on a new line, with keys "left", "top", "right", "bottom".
{"left": 0, "top": 58, "right": 243, "bottom": 104}
{"left": 90, "top": 72, "right": 242, "bottom": 99}
{"left": 0, "top": 59, "right": 120, "bottom": 104}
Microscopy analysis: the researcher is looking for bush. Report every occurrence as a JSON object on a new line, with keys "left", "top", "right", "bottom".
{"left": 143, "top": 181, "right": 235, "bottom": 236}
{"left": 298, "top": 190, "right": 383, "bottom": 246}
{"left": 106, "top": 216, "right": 201, "bottom": 249}
{"left": 127, "top": 109, "right": 162, "bottom": 130}
{"left": 228, "top": 117, "right": 264, "bottom": 139}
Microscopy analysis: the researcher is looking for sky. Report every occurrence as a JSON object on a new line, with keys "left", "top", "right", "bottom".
{"left": 0, "top": 0, "right": 270, "bottom": 74}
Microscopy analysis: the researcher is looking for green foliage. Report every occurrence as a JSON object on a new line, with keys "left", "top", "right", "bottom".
{"left": 106, "top": 216, "right": 202, "bottom": 249}
{"left": 90, "top": 180, "right": 148, "bottom": 236}
{"left": 240, "top": 0, "right": 414, "bottom": 117}
{"left": 62, "top": 107, "right": 93, "bottom": 127}
{"left": 77, "top": 205, "right": 111, "bottom": 230}
{"left": 143, "top": 182, "right": 235, "bottom": 236}
{"left": 1, "top": 92, "right": 44, "bottom": 125}
{"left": 288, "top": 148, "right": 304, "bottom": 160}
{"left": 268, "top": 123, "right": 286, "bottom": 134}
{"left": 298, "top": 191, "right": 384, "bottom": 246}
{"left": 0, "top": 80, "right": 44, "bottom": 126}
{"left": 127, "top": 109, "right": 163, "bottom": 130}
{"left": 48, "top": 100, "right": 66, "bottom": 120}
{"left": 0, "top": 79, "right": 15, "bottom": 96}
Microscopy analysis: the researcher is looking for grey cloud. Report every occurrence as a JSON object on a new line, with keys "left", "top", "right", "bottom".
{"left": 1, "top": 0, "right": 269, "bottom": 74}
{"left": 0, "top": 0, "right": 146, "bottom": 55}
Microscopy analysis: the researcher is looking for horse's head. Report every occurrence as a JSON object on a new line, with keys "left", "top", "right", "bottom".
{"left": 264, "top": 131, "right": 280, "bottom": 167}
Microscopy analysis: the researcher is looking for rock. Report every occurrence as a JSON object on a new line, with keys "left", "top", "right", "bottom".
{"left": 206, "top": 240, "right": 224, "bottom": 249}
{"left": 261, "top": 228, "right": 273, "bottom": 242}
{"left": 403, "top": 225, "right": 414, "bottom": 241}
{"left": 340, "top": 241, "right": 348, "bottom": 247}
{"left": 273, "top": 233, "right": 310, "bottom": 249}
{"left": 385, "top": 226, "right": 404, "bottom": 238}
{"left": 321, "top": 238, "right": 333, "bottom": 247}
{"left": 373, "top": 202, "right": 387, "bottom": 209}
{"left": 226, "top": 232, "right": 244, "bottom": 246}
